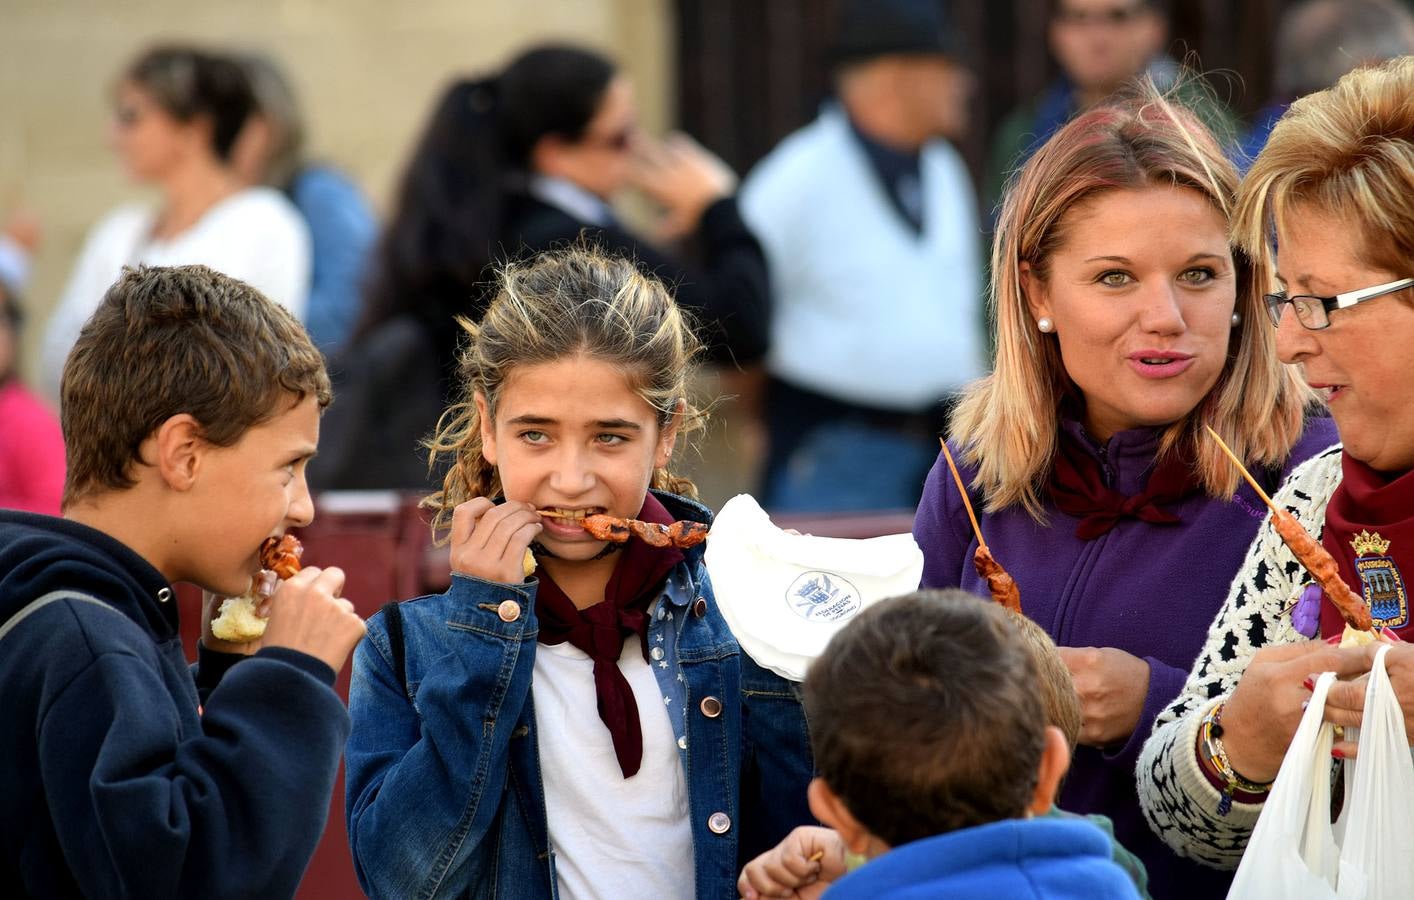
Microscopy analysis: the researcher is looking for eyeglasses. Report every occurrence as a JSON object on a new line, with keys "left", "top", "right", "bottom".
{"left": 1264, "top": 277, "right": 1414, "bottom": 330}
{"left": 1053, "top": 2, "right": 1149, "bottom": 27}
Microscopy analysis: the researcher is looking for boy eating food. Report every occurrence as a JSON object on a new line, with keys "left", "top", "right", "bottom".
{"left": 0, "top": 265, "right": 365, "bottom": 897}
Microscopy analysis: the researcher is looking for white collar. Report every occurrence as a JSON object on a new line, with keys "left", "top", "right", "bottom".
{"left": 528, "top": 175, "right": 614, "bottom": 227}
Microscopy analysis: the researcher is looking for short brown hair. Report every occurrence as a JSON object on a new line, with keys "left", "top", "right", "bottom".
{"left": 61, "top": 265, "right": 330, "bottom": 507}
{"left": 1235, "top": 56, "right": 1414, "bottom": 288}
{"left": 804, "top": 590, "right": 1047, "bottom": 848}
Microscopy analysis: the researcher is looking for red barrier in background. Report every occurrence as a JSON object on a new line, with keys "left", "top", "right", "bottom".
{"left": 175, "top": 492, "right": 916, "bottom": 898}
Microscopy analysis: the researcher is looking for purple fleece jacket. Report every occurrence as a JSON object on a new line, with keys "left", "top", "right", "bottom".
{"left": 912, "top": 416, "right": 1338, "bottom": 900}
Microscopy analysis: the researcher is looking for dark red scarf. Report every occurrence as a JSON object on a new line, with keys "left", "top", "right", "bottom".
{"left": 534, "top": 494, "right": 684, "bottom": 777}
{"left": 1048, "top": 430, "right": 1201, "bottom": 540}
{"left": 1318, "top": 453, "right": 1414, "bottom": 639}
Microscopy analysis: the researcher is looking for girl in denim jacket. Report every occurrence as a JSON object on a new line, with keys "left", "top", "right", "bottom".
{"left": 345, "top": 248, "right": 813, "bottom": 899}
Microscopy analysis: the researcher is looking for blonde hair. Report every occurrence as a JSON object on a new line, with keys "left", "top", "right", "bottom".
{"left": 953, "top": 84, "right": 1313, "bottom": 519}
{"left": 1235, "top": 56, "right": 1414, "bottom": 293}
{"left": 423, "top": 247, "right": 706, "bottom": 537}
{"left": 1006, "top": 609, "right": 1083, "bottom": 753}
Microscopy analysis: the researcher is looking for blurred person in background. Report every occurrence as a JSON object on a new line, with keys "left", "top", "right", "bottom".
{"left": 0, "top": 279, "right": 64, "bottom": 515}
{"left": 740, "top": 0, "right": 983, "bottom": 513}
{"left": 0, "top": 209, "right": 41, "bottom": 301}
{"left": 1237, "top": 0, "right": 1414, "bottom": 171}
{"left": 312, "top": 43, "right": 768, "bottom": 491}
{"left": 985, "top": 0, "right": 1237, "bottom": 216}
{"left": 38, "top": 44, "right": 310, "bottom": 401}
{"left": 231, "top": 52, "right": 377, "bottom": 356}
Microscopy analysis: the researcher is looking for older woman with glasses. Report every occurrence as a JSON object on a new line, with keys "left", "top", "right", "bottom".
{"left": 1139, "top": 56, "right": 1414, "bottom": 873}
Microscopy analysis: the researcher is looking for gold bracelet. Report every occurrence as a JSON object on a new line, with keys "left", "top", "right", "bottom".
{"left": 1200, "top": 701, "right": 1273, "bottom": 815}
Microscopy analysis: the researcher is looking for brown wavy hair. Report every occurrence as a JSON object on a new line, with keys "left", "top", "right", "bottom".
{"left": 422, "top": 247, "right": 706, "bottom": 538}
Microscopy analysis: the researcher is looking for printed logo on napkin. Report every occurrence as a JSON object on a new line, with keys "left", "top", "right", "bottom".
{"left": 787, "top": 571, "right": 862, "bottom": 623}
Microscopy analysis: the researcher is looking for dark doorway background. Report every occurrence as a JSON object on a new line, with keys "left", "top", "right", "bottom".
{"left": 674, "top": 0, "right": 1300, "bottom": 185}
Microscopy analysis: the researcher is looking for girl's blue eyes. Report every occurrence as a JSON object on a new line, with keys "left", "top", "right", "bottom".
{"left": 517, "top": 431, "right": 628, "bottom": 445}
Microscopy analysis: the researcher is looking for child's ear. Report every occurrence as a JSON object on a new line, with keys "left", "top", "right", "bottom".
{"left": 149, "top": 414, "right": 205, "bottom": 492}
{"left": 1018, "top": 261, "right": 1052, "bottom": 328}
{"left": 653, "top": 399, "right": 686, "bottom": 469}
{"left": 474, "top": 392, "right": 497, "bottom": 467}
{"left": 1027, "top": 725, "right": 1072, "bottom": 816}
{"left": 808, "top": 778, "right": 871, "bottom": 855}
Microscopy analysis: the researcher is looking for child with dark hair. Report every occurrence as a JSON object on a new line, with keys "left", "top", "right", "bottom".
{"left": 0, "top": 264, "right": 365, "bottom": 896}
{"left": 741, "top": 590, "right": 1139, "bottom": 899}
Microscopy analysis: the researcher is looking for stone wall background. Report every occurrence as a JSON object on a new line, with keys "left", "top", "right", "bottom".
{"left": 1, "top": 0, "right": 672, "bottom": 386}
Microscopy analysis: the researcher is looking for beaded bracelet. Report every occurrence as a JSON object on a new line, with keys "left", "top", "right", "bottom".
{"left": 1198, "top": 700, "right": 1274, "bottom": 816}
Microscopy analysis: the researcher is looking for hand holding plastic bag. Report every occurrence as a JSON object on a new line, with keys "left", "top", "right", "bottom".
{"left": 1229, "top": 646, "right": 1414, "bottom": 899}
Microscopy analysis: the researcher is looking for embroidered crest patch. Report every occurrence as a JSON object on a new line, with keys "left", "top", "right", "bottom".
{"left": 1351, "top": 530, "right": 1407, "bottom": 629}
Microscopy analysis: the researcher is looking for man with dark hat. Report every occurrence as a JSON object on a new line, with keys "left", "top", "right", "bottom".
{"left": 741, "top": 0, "right": 984, "bottom": 513}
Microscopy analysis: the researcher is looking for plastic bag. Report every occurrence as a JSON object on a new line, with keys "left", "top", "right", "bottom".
{"left": 1336, "top": 645, "right": 1414, "bottom": 898}
{"left": 1229, "top": 646, "right": 1414, "bottom": 899}
{"left": 1227, "top": 671, "right": 1345, "bottom": 899}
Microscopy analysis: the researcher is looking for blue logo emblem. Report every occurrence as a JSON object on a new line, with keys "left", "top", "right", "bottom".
{"left": 786, "top": 571, "right": 862, "bottom": 623}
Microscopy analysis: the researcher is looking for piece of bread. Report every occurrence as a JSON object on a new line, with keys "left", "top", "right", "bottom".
{"left": 211, "top": 591, "right": 267, "bottom": 642}
{"left": 1339, "top": 624, "right": 1382, "bottom": 647}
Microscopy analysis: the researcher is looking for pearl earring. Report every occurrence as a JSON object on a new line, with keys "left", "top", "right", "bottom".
{"left": 1231, "top": 312, "right": 1242, "bottom": 327}
{"left": 1037, "top": 317, "right": 1054, "bottom": 333}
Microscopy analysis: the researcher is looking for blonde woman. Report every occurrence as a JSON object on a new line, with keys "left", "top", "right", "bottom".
{"left": 913, "top": 90, "right": 1336, "bottom": 898}
{"left": 1139, "top": 56, "right": 1414, "bottom": 873}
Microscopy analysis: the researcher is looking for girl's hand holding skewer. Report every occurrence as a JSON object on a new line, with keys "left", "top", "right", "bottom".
{"left": 449, "top": 498, "right": 543, "bottom": 584}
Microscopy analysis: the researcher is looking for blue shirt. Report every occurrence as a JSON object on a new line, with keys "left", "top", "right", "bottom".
{"left": 287, "top": 164, "right": 376, "bottom": 354}
{"left": 827, "top": 818, "right": 1141, "bottom": 899}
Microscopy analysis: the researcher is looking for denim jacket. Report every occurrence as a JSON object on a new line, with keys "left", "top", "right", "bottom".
{"left": 345, "top": 492, "right": 814, "bottom": 899}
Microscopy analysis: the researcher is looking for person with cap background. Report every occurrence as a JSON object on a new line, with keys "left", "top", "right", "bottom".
{"left": 739, "top": 0, "right": 985, "bottom": 514}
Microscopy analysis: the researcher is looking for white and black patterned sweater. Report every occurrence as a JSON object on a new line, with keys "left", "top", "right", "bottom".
{"left": 1137, "top": 445, "right": 1345, "bottom": 870}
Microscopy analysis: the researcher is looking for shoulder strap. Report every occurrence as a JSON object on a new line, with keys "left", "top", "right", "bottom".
{"left": 379, "top": 600, "right": 408, "bottom": 697}
{"left": 0, "top": 590, "right": 117, "bottom": 642}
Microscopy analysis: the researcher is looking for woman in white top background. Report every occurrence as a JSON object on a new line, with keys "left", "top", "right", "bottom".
{"left": 39, "top": 44, "right": 310, "bottom": 400}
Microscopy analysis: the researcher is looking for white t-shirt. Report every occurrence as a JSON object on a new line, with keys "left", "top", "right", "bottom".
{"left": 39, "top": 187, "right": 311, "bottom": 401}
{"left": 740, "top": 105, "right": 986, "bottom": 410}
{"left": 533, "top": 627, "right": 695, "bottom": 900}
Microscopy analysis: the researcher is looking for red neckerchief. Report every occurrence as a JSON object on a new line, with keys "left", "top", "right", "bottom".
{"left": 1047, "top": 430, "right": 1201, "bottom": 540}
{"left": 1318, "top": 453, "right": 1414, "bottom": 638}
{"left": 534, "top": 493, "right": 684, "bottom": 777}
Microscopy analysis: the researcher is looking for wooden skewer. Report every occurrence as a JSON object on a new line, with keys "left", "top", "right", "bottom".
{"left": 1203, "top": 426, "right": 1276, "bottom": 511}
{"left": 808, "top": 849, "right": 825, "bottom": 864}
{"left": 939, "top": 438, "right": 988, "bottom": 552}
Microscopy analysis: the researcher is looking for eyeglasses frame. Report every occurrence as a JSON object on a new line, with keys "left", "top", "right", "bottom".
{"left": 1263, "top": 277, "right": 1414, "bottom": 330}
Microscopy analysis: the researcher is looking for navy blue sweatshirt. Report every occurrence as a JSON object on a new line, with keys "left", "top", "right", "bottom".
{"left": 0, "top": 511, "right": 350, "bottom": 898}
